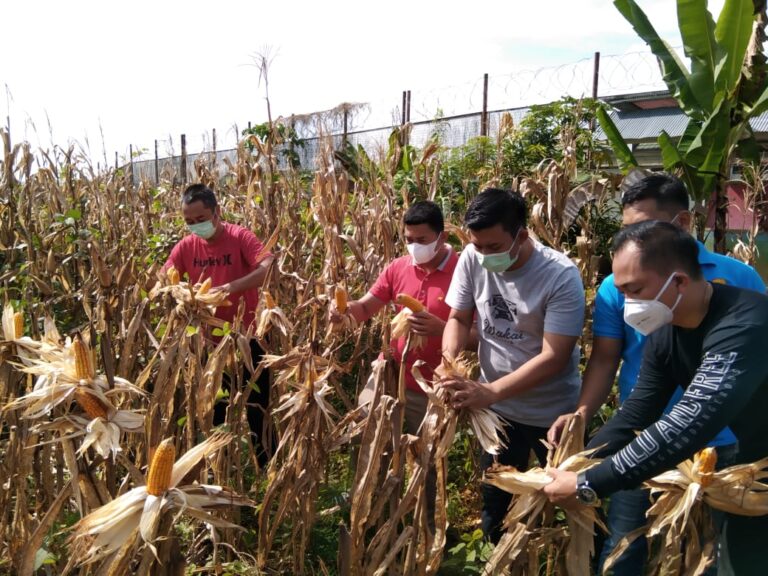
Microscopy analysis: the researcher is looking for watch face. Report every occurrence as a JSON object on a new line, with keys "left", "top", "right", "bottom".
{"left": 577, "top": 485, "right": 597, "bottom": 505}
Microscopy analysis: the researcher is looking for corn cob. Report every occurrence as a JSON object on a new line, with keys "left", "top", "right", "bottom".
{"left": 694, "top": 447, "right": 717, "bottom": 487}
{"left": 147, "top": 438, "right": 176, "bottom": 496}
{"left": 264, "top": 291, "right": 277, "bottom": 309}
{"left": 395, "top": 293, "right": 425, "bottom": 313}
{"left": 198, "top": 277, "right": 212, "bottom": 295}
{"left": 335, "top": 286, "right": 348, "bottom": 314}
{"left": 167, "top": 266, "right": 180, "bottom": 285}
{"left": 13, "top": 312, "right": 23, "bottom": 340}
{"left": 73, "top": 387, "right": 110, "bottom": 420}
{"left": 73, "top": 334, "right": 94, "bottom": 380}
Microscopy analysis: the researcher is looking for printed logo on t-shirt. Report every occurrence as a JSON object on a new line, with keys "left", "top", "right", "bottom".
{"left": 194, "top": 255, "right": 233, "bottom": 267}
{"left": 482, "top": 294, "right": 523, "bottom": 341}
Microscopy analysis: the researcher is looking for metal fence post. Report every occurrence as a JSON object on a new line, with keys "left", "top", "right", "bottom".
{"left": 180, "top": 134, "right": 187, "bottom": 185}
{"left": 406, "top": 90, "right": 411, "bottom": 123}
{"left": 154, "top": 140, "right": 159, "bottom": 186}
{"left": 129, "top": 145, "right": 134, "bottom": 189}
{"left": 481, "top": 73, "right": 489, "bottom": 137}
{"left": 592, "top": 52, "right": 600, "bottom": 99}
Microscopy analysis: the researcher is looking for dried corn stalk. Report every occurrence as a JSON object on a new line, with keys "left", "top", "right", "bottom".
{"left": 603, "top": 449, "right": 768, "bottom": 576}
{"left": 257, "top": 343, "right": 363, "bottom": 573}
{"left": 483, "top": 413, "right": 604, "bottom": 576}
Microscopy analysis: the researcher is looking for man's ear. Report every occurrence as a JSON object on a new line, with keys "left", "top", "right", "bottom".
{"left": 676, "top": 210, "right": 693, "bottom": 231}
{"left": 675, "top": 272, "right": 692, "bottom": 292}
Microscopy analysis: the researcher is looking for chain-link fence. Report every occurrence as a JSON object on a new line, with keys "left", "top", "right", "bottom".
{"left": 130, "top": 49, "right": 670, "bottom": 186}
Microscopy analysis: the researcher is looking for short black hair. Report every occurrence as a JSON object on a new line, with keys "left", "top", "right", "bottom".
{"left": 403, "top": 200, "right": 444, "bottom": 234}
{"left": 613, "top": 220, "right": 702, "bottom": 280}
{"left": 621, "top": 173, "right": 689, "bottom": 215}
{"left": 465, "top": 188, "right": 527, "bottom": 234}
{"left": 182, "top": 184, "right": 218, "bottom": 210}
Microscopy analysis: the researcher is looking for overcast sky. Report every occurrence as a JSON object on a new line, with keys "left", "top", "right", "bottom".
{"left": 2, "top": 0, "right": 725, "bottom": 163}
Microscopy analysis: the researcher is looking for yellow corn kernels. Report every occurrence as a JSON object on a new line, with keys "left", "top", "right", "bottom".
{"left": 264, "top": 291, "right": 277, "bottom": 309}
{"left": 73, "top": 334, "right": 94, "bottom": 381}
{"left": 167, "top": 266, "right": 180, "bottom": 285}
{"left": 694, "top": 447, "right": 718, "bottom": 487}
{"left": 147, "top": 438, "right": 176, "bottom": 496}
{"left": 335, "top": 286, "right": 348, "bottom": 314}
{"left": 395, "top": 293, "right": 425, "bottom": 313}
{"left": 198, "top": 277, "right": 212, "bottom": 295}
{"left": 73, "top": 387, "right": 110, "bottom": 420}
{"left": 13, "top": 312, "right": 23, "bottom": 340}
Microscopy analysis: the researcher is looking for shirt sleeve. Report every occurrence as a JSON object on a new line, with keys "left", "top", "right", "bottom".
{"left": 369, "top": 262, "right": 395, "bottom": 304}
{"left": 741, "top": 267, "right": 767, "bottom": 293}
{"left": 239, "top": 229, "right": 268, "bottom": 268}
{"left": 445, "top": 250, "right": 475, "bottom": 311}
{"left": 542, "top": 266, "right": 585, "bottom": 337}
{"left": 592, "top": 276, "right": 625, "bottom": 339}
{"left": 586, "top": 322, "right": 768, "bottom": 496}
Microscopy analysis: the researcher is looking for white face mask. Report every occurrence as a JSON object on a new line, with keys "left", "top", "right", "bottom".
{"left": 624, "top": 272, "right": 683, "bottom": 336}
{"left": 407, "top": 237, "right": 440, "bottom": 265}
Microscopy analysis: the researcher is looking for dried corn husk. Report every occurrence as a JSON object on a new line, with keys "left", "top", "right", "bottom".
{"left": 604, "top": 451, "right": 768, "bottom": 576}
{"left": 483, "top": 413, "right": 605, "bottom": 576}
{"left": 390, "top": 308, "right": 426, "bottom": 351}
{"left": 256, "top": 291, "right": 293, "bottom": 339}
{"left": 414, "top": 356, "right": 506, "bottom": 455}
{"left": 69, "top": 432, "right": 252, "bottom": 564}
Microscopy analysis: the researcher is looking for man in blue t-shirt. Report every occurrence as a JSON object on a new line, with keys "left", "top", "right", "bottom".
{"left": 546, "top": 173, "right": 765, "bottom": 576}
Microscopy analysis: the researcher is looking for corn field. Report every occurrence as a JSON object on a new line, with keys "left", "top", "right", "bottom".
{"left": 5, "top": 114, "right": 750, "bottom": 576}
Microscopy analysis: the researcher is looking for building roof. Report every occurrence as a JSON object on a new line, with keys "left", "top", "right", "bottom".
{"left": 594, "top": 106, "right": 768, "bottom": 142}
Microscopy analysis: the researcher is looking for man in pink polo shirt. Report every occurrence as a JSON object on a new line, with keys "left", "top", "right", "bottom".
{"left": 164, "top": 183, "right": 274, "bottom": 461}
{"left": 330, "top": 200, "right": 461, "bottom": 524}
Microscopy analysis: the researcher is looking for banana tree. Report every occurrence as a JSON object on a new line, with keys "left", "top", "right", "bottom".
{"left": 599, "top": 0, "right": 768, "bottom": 253}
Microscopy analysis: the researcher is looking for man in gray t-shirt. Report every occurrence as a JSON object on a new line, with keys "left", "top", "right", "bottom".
{"left": 442, "top": 188, "right": 585, "bottom": 543}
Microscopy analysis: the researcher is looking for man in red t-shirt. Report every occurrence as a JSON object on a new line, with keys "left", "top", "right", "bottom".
{"left": 330, "top": 200, "right": 464, "bottom": 524}
{"left": 163, "top": 184, "right": 274, "bottom": 462}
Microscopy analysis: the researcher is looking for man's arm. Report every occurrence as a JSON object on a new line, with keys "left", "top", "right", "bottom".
{"left": 584, "top": 324, "right": 768, "bottom": 497}
{"left": 442, "top": 307, "right": 475, "bottom": 360}
{"left": 330, "top": 292, "right": 387, "bottom": 324}
{"left": 547, "top": 336, "right": 623, "bottom": 444}
{"left": 445, "top": 331, "right": 578, "bottom": 409}
{"left": 219, "top": 255, "right": 274, "bottom": 294}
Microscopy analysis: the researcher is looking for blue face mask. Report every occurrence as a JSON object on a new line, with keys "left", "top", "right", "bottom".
{"left": 477, "top": 229, "right": 523, "bottom": 273}
{"left": 187, "top": 219, "right": 216, "bottom": 239}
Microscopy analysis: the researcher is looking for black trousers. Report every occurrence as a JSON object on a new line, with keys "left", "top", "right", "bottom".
{"left": 213, "top": 339, "right": 273, "bottom": 466}
{"left": 481, "top": 418, "right": 549, "bottom": 544}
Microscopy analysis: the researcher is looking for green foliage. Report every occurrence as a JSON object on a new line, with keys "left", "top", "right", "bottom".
{"left": 441, "top": 529, "right": 494, "bottom": 574}
{"left": 610, "top": 0, "right": 766, "bottom": 203}
{"left": 241, "top": 121, "right": 306, "bottom": 169}
{"left": 500, "top": 97, "right": 605, "bottom": 177}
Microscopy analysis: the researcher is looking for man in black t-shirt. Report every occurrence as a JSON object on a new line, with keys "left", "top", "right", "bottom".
{"left": 544, "top": 220, "right": 768, "bottom": 575}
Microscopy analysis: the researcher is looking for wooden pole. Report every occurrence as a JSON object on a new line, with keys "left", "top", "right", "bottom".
{"left": 406, "top": 90, "right": 411, "bottom": 123}
{"left": 129, "top": 144, "right": 134, "bottom": 188}
{"left": 114, "top": 151, "right": 118, "bottom": 171}
{"left": 212, "top": 128, "right": 217, "bottom": 153}
{"left": 481, "top": 73, "right": 489, "bottom": 137}
{"left": 154, "top": 139, "right": 159, "bottom": 185}
{"left": 592, "top": 52, "right": 601, "bottom": 99}
{"left": 401, "top": 91, "right": 407, "bottom": 125}
{"left": 180, "top": 134, "right": 187, "bottom": 185}
{"left": 343, "top": 108, "right": 348, "bottom": 146}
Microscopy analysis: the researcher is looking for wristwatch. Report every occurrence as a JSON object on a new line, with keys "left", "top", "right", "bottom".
{"left": 576, "top": 472, "right": 598, "bottom": 505}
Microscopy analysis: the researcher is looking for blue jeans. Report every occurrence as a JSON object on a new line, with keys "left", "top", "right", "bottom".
{"left": 599, "top": 443, "right": 739, "bottom": 576}
{"left": 480, "top": 419, "right": 549, "bottom": 544}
